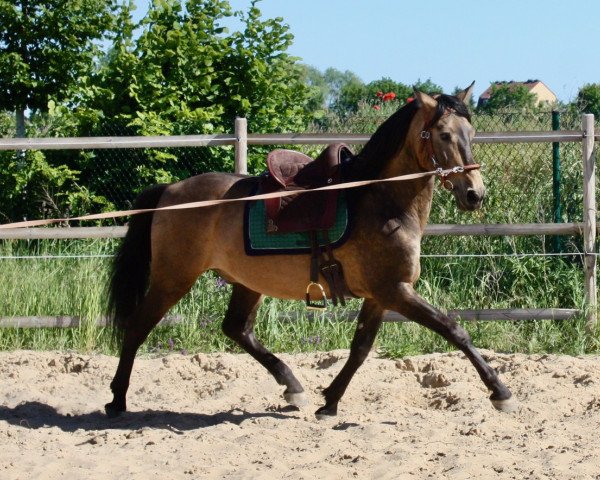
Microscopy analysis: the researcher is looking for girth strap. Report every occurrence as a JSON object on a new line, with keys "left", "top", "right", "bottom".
{"left": 306, "top": 231, "right": 348, "bottom": 310}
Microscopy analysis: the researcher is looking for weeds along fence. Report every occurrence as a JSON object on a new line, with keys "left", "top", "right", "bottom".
{"left": 0, "top": 113, "right": 597, "bottom": 330}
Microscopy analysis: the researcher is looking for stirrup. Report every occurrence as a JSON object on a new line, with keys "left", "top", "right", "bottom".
{"left": 305, "top": 282, "right": 327, "bottom": 311}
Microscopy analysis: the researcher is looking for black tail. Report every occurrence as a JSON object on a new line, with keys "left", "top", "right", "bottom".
{"left": 106, "top": 184, "right": 168, "bottom": 347}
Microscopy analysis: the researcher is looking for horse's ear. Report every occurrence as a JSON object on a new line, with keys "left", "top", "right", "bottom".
{"left": 413, "top": 88, "right": 438, "bottom": 120}
{"left": 413, "top": 89, "right": 437, "bottom": 111}
{"left": 456, "top": 81, "right": 475, "bottom": 105}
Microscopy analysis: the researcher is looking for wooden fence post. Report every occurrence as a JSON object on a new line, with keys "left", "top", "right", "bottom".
{"left": 234, "top": 117, "right": 248, "bottom": 174}
{"left": 582, "top": 114, "right": 597, "bottom": 332}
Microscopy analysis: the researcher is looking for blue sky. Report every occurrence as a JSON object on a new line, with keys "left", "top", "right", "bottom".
{"left": 133, "top": 0, "right": 600, "bottom": 103}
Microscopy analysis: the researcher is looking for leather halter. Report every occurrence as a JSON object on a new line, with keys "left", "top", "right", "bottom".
{"left": 420, "top": 109, "right": 480, "bottom": 190}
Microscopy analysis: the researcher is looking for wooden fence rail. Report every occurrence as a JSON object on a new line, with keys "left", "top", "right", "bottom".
{"left": 0, "top": 222, "right": 586, "bottom": 241}
{"left": 0, "top": 116, "right": 597, "bottom": 329}
{"left": 0, "top": 308, "right": 581, "bottom": 329}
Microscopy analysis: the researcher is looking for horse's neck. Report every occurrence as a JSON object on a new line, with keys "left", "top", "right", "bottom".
{"left": 376, "top": 149, "right": 435, "bottom": 232}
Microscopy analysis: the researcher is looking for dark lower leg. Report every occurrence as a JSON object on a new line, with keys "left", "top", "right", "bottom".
{"left": 222, "top": 285, "right": 304, "bottom": 397}
{"left": 316, "top": 300, "right": 383, "bottom": 417}
{"left": 393, "top": 283, "right": 512, "bottom": 401}
{"left": 106, "top": 326, "right": 160, "bottom": 415}
{"left": 106, "top": 288, "right": 187, "bottom": 416}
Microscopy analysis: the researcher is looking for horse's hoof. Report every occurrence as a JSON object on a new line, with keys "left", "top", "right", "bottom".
{"left": 491, "top": 397, "right": 519, "bottom": 413}
{"left": 314, "top": 405, "right": 337, "bottom": 420}
{"left": 284, "top": 391, "right": 308, "bottom": 407}
{"left": 105, "top": 402, "right": 125, "bottom": 418}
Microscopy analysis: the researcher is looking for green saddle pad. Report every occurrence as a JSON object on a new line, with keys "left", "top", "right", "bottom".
{"left": 243, "top": 193, "right": 351, "bottom": 255}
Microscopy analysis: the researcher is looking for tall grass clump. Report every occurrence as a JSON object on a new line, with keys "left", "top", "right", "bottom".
{"left": 0, "top": 239, "right": 113, "bottom": 351}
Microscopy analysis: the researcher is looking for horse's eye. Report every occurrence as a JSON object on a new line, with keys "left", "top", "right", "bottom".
{"left": 439, "top": 132, "right": 452, "bottom": 142}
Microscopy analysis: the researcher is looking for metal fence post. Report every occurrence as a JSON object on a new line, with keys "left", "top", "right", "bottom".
{"left": 552, "top": 110, "right": 562, "bottom": 253}
{"left": 582, "top": 114, "right": 597, "bottom": 331}
{"left": 234, "top": 117, "right": 248, "bottom": 174}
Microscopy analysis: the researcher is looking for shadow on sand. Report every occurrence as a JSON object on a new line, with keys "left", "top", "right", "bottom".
{"left": 0, "top": 401, "right": 299, "bottom": 433}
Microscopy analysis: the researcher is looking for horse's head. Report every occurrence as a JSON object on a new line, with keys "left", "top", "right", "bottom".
{"left": 413, "top": 83, "right": 485, "bottom": 211}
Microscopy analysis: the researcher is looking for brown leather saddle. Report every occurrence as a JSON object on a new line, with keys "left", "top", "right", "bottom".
{"left": 262, "top": 143, "right": 351, "bottom": 233}
{"left": 259, "top": 143, "right": 353, "bottom": 309}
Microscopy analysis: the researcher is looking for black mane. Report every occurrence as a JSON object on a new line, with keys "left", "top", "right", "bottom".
{"left": 433, "top": 93, "right": 471, "bottom": 125}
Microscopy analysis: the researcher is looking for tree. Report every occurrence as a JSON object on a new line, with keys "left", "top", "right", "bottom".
{"left": 478, "top": 82, "right": 537, "bottom": 113}
{"left": 366, "top": 78, "right": 413, "bottom": 103}
{"left": 333, "top": 76, "right": 367, "bottom": 113}
{"left": 77, "top": 0, "right": 313, "bottom": 205}
{"left": 302, "top": 65, "right": 329, "bottom": 116}
{"left": 301, "top": 66, "right": 364, "bottom": 115}
{"left": 225, "top": 1, "right": 310, "bottom": 133}
{"left": 413, "top": 78, "right": 443, "bottom": 96}
{"left": 93, "top": 0, "right": 310, "bottom": 133}
{"left": 574, "top": 83, "right": 600, "bottom": 117}
{"left": 322, "top": 68, "right": 362, "bottom": 108}
{"left": 334, "top": 77, "right": 417, "bottom": 113}
{"left": 0, "top": 1, "right": 122, "bottom": 221}
{"left": 0, "top": 0, "right": 119, "bottom": 136}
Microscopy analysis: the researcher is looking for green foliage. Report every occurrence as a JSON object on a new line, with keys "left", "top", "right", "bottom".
{"left": 0, "top": 0, "right": 315, "bottom": 218}
{"left": 574, "top": 83, "right": 600, "bottom": 117}
{"left": 412, "top": 78, "right": 443, "bottom": 96}
{"left": 0, "top": 110, "right": 14, "bottom": 136}
{"left": 301, "top": 65, "right": 329, "bottom": 117}
{"left": 0, "top": 0, "right": 119, "bottom": 116}
{"left": 332, "top": 76, "right": 368, "bottom": 113}
{"left": 366, "top": 78, "right": 412, "bottom": 102}
{"left": 323, "top": 68, "right": 362, "bottom": 108}
{"left": 0, "top": 0, "right": 122, "bottom": 218}
{"left": 0, "top": 104, "right": 113, "bottom": 221}
{"left": 331, "top": 76, "right": 440, "bottom": 113}
{"left": 95, "top": 0, "right": 312, "bottom": 134}
{"left": 0, "top": 148, "right": 112, "bottom": 222}
{"left": 82, "top": 0, "right": 313, "bottom": 195}
{"left": 299, "top": 66, "right": 366, "bottom": 116}
{"left": 478, "top": 83, "right": 537, "bottom": 113}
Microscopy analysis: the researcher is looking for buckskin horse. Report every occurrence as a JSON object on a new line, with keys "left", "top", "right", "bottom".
{"left": 105, "top": 84, "right": 517, "bottom": 418}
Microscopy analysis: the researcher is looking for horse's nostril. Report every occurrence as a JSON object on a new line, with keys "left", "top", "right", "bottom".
{"left": 467, "top": 189, "right": 480, "bottom": 205}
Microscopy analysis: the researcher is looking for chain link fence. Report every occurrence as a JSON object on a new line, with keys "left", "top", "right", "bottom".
{"left": 0, "top": 110, "right": 594, "bottom": 235}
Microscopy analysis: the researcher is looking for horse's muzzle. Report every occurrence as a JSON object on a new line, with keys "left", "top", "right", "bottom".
{"left": 464, "top": 188, "right": 485, "bottom": 210}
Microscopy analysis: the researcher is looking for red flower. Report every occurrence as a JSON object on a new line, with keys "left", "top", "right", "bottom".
{"left": 376, "top": 91, "right": 383, "bottom": 98}
{"left": 406, "top": 96, "right": 414, "bottom": 103}
{"left": 373, "top": 105, "right": 381, "bottom": 110}
{"left": 382, "top": 92, "right": 396, "bottom": 102}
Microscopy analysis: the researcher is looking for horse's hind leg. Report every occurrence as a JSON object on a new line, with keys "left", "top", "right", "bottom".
{"left": 315, "top": 299, "right": 384, "bottom": 418}
{"left": 389, "top": 282, "right": 517, "bottom": 412}
{"left": 105, "top": 282, "right": 194, "bottom": 417}
{"left": 222, "top": 284, "right": 307, "bottom": 407}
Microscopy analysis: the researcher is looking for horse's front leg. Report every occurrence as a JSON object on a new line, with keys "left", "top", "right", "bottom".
{"left": 315, "top": 299, "right": 384, "bottom": 418}
{"left": 388, "top": 282, "right": 517, "bottom": 412}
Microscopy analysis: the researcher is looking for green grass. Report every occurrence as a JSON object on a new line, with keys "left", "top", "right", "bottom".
{"left": 1, "top": 238, "right": 597, "bottom": 357}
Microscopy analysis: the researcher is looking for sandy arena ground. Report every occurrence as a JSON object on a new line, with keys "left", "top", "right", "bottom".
{"left": 1, "top": 349, "right": 600, "bottom": 479}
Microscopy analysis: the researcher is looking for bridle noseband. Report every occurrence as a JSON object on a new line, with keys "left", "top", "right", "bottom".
{"left": 420, "top": 109, "right": 480, "bottom": 191}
